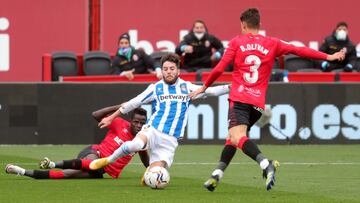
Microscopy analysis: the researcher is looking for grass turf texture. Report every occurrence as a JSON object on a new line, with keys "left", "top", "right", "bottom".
{"left": 1, "top": 145, "right": 359, "bottom": 203}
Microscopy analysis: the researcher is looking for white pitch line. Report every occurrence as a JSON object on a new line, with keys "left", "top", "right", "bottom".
{"left": 142, "top": 162, "right": 360, "bottom": 165}
{"left": 2, "top": 162, "right": 360, "bottom": 166}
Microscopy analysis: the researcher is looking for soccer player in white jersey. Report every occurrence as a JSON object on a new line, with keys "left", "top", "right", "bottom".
{"left": 89, "top": 53, "right": 230, "bottom": 172}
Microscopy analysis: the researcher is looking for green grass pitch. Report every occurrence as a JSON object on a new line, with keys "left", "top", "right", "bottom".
{"left": 1, "top": 145, "right": 360, "bottom": 202}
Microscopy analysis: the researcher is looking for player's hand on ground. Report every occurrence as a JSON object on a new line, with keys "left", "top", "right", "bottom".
{"left": 189, "top": 85, "right": 207, "bottom": 99}
{"left": 98, "top": 116, "right": 112, "bottom": 129}
{"left": 327, "top": 51, "right": 345, "bottom": 61}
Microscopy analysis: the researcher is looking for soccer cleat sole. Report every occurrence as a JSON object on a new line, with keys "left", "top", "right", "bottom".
{"left": 266, "top": 160, "right": 280, "bottom": 191}
{"left": 89, "top": 158, "right": 110, "bottom": 170}
{"left": 203, "top": 178, "right": 218, "bottom": 192}
{"left": 5, "top": 164, "right": 23, "bottom": 175}
{"left": 5, "top": 164, "right": 12, "bottom": 174}
{"left": 39, "top": 157, "right": 50, "bottom": 169}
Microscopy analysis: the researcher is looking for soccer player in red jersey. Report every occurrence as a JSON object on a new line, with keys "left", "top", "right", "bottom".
{"left": 5, "top": 106, "right": 149, "bottom": 179}
{"left": 190, "top": 8, "right": 345, "bottom": 191}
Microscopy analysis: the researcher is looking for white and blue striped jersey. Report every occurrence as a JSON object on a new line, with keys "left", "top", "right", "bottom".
{"left": 120, "top": 78, "right": 229, "bottom": 138}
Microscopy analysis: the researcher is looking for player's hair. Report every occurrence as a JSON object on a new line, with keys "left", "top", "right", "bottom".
{"left": 191, "top": 20, "right": 208, "bottom": 32}
{"left": 160, "top": 53, "right": 181, "bottom": 69}
{"left": 336, "top": 21, "right": 348, "bottom": 28}
{"left": 240, "top": 8, "right": 260, "bottom": 29}
{"left": 131, "top": 107, "right": 147, "bottom": 119}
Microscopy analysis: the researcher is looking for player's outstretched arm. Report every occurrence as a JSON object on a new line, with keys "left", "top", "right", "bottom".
{"left": 98, "top": 84, "right": 155, "bottom": 129}
{"left": 326, "top": 50, "right": 346, "bottom": 61}
{"left": 189, "top": 85, "right": 207, "bottom": 99}
{"left": 204, "top": 84, "right": 230, "bottom": 97}
{"left": 277, "top": 40, "right": 345, "bottom": 62}
{"left": 190, "top": 84, "right": 230, "bottom": 100}
{"left": 92, "top": 104, "right": 122, "bottom": 122}
{"left": 98, "top": 108, "right": 122, "bottom": 129}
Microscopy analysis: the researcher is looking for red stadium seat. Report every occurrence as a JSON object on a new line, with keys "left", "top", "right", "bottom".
{"left": 61, "top": 75, "right": 158, "bottom": 82}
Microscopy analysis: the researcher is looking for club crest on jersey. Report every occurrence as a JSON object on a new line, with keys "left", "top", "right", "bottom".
{"left": 156, "top": 85, "right": 164, "bottom": 95}
{"left": 180, "top": 83, "right": 188, "bottom": 94}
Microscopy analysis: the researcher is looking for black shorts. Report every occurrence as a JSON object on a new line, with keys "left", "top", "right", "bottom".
{"left": 77, "top": 145, "right": 105, "bottom": 178}
{"left": 228, "top": 101, "right": 263, "bottom": 130}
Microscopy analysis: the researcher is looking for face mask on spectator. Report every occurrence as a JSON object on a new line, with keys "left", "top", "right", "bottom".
{"left": 335, "top": 30, "right": 347, "bottom": 41}
{"left": 120, "top": 47, "right": 131, "bottom": 55}
{"left": 194, "top": 32, "right": 205, "bottom": 40}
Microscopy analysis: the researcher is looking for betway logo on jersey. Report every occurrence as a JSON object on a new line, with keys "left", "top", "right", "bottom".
{"left": 240, "top": 44, "right": 269, "bottom": 55}
{"left": 159, "top": 94, "right": 189, "bottom": 102}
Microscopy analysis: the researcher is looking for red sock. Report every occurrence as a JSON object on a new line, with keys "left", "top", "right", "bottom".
{"left": 49, "top": 170, "right": 65, "bottom": 179}
{"left": 81, "top": 159, "right": 92, "bottom": 170}
{"left": 224, "top": 138, "right": 236, "bottom": 147}
{"left": 237, "top": 136, "right": 249, "bottom": 150}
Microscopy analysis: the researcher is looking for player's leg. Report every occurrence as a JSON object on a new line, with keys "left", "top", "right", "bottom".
{"left": 229, "top": 105, "right": 279, "bottom": 190}
{"left": 203, "top": 138, "right": 237, "bottom": 191}
{"left": 40, "top": 146, "right": 99, "bottom": 171}
{"left": 89, "top": 132, "right": 148, "bottom": 170}
{"left": 204, "top": 101, "right": 241, "bottom": 191}
{"left": 5, "top": 164, "right": 103, "bottom": 179}
{"left": 141, "top": 128, "right": 177, "bottom": 185}
{"left": 7, "top": 147, "right": 104, "bottom": 179}
{"left": 5, "top": 164, "right": 63, "bottom": 179}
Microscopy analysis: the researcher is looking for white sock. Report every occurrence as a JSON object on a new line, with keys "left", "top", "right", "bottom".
{"left": 109, "top": 137, "right": 145, "bottom": 163}
{"left": 18, "top": 167, "right": 25, "bottom": 175}
{"left": 49, "top": 162, "right": 55, "bottom": 169}
{"left": 212, "top": 169, "right": 224, "bottom": 180}
{"left": 260, "top": 159, "right": 269, "bottom": 170}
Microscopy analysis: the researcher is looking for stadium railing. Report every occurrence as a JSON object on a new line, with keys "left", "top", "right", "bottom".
{"left": 60, "top": 73, "right": 197, "bottom": 83}
{"left": 287, "top": 72, "right": 336, "bottom": 82}
{"left": 338, "top": 72, "right": 360, "bottom": 82}
{"left": 43, "top": 53, "right": 360, "bottom": 83}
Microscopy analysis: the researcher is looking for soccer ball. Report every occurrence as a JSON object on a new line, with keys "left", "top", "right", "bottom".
{"left": 143, "top": 166, "right": 170, "bottom": 189}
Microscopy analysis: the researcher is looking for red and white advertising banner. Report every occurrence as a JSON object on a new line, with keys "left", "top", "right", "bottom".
{"left": 101, "top": 0, "right": 360, "bottom": 55}
{"left": 0, "top": 0, "right": 88, "bottom": 81}
{"left": 0, "top": 0, "right": 359, "bottom": 81}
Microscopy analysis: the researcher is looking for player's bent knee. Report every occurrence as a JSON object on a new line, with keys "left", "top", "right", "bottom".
{"left": 128, "top": 136, "right": 146, "bottom": 152}
{"left": 229, "top": 133, "right": 247, "bottom": 146}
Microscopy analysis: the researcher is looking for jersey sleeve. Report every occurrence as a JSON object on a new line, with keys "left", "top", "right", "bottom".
{"left": 204, "top": 84, "right": 230, "bottom": 97}
{"left": 275, "top": 39, "right": 327, "bottom": 60}
{"left": 204, "top": 38, "right": 238, "bottom": 87}
{"left": 120, "top": 84, "right": 155, "bottom": 114}
{"left": 188, "top": 82, "right": 230, "bottom": 99}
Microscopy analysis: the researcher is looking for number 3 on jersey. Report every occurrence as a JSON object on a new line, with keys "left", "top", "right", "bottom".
{"left": 243, "top": 55, "right": 261, "bottom": 84}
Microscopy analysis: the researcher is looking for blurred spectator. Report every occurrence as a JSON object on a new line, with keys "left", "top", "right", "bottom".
{"left": 112, "top": 33, "right": 161, "bottom": 80}
{"left": 175, "top": 20, "right": 224, "bottom": 72}
{"left": 319, "top": 22, "right": 357, "bottom": 72}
